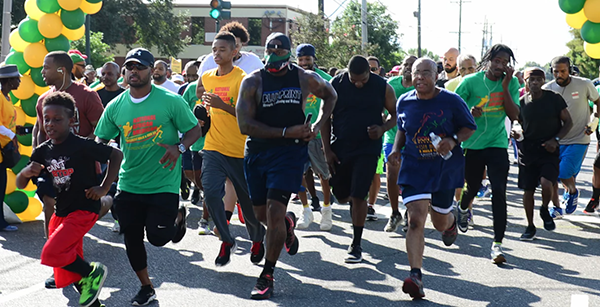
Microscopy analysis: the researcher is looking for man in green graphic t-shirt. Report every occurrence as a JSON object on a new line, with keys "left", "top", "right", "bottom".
{"left": 383, "top": 55, "right": 416, "bottom": 233}
{"left": 455, "top": 44, "right": 520, "bottom": 265}
{"left": 94, "top": 48, "right": 202, "bottom": 306}
{"left": 295, "top": 44, "right": 335, "bottom": 231}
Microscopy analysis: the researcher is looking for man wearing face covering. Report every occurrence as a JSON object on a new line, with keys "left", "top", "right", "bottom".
{"left": 236, "top": 32, "right": 337, "bottom": 300}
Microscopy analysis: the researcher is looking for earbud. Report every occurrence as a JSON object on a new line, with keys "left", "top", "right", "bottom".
{"left": 57, "top": 68, "right": 63, "bottom": 74}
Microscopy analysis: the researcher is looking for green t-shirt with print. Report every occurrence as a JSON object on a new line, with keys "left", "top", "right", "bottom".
{"left": 182, "top": 82, "right": 206, "bottom": 151}
{"left": 455, "top": 71, "right": 520, "bottom": 150}
{"left": 385, "top": 76, "right": 415, "bottom": 144}
{"left": 304, "top": 68, "right": 332, "bottom": 139}
{"left": 95, "top": 85, "right": 199, "bottom": 194}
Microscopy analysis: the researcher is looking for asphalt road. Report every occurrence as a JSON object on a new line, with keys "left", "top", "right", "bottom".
{"left": 1, "top": 145, "right": 599, "bottom": 307}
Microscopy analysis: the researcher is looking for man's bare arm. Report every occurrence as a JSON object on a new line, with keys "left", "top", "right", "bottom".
{"left": 195, "top": 77, "right": 205, "bottom": 100}
{"left": 382, "top": 83, "right": 398, "bottom": 132}
{"left": 303, "top": 71, "right": 337, "bottom": 134}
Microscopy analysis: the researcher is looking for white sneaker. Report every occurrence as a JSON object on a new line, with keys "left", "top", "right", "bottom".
{"left": 111, "top": 220, "right": 120, "bottom": 233}
{"left": 297, "top": 207, "right": 314, "bottom": 229}
{"left": 320, "top": 206, "right": 333, "bottom": 231}
{"left": 198, "top": 218, "right": 210, "bottom": 235}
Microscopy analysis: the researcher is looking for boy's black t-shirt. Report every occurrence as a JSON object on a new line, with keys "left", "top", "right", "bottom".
{"left": 30, "top": 133, "right": 113, "bottom": 217}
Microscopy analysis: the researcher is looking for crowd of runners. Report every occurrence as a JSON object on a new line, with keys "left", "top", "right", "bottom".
{"left": 1, "top": 20, "right": 599, "bottom": 306}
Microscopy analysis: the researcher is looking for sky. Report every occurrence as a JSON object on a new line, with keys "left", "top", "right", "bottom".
{"left": 222, "top": 0, "right": 572, "bottom": 67}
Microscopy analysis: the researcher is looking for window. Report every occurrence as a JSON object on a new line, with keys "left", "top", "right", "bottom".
{"left": 190, "top": 17, "right": 205, "bottom": 45}
{"left": 248, "top": 18, "right": 262, "bottom": 46}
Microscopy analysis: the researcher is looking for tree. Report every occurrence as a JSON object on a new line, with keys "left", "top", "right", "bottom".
{"left": 566, "top": 28, "right": 600, "bottom": 79}
{"left": 71, "top": 31, "right": 114, "bottom": 69}
{"left": 0, "top": 0, "right": 26, "bottom": 36}
{"left": 407, "top": 48, "right": 440, "bottom": 62}
{"left": 520, "top": 61, "right": 553, "bottom": 81}
{"left": 291, "top": 13, "right": 335, "bottom": 69}
{"left": 90, "top": 0, "right": 189, "bottom": 57}
{"left": 330, "top": 1, "right": 402, "bottom": 70}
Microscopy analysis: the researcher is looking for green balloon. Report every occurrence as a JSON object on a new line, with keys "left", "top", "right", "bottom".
{"left": 5, "top": 191, "right": 29, "bottom": 214}
{"left": 18, "top": 18, "right": 43, "bottom": 43}
{"left": 30, "top": 67, "right": 46, "bottom": 87}
{"left": 11, "top": 155, "right": 29, "bottom": 174}
{"left": 21, "top": 95, "right": 38, "bottom": 117}
{"left": 581, "top": 21, "right": 600, "bottom": 44}
{"left": 61, "top": 9, "right": 85, "bottom": 30}
{"left": 17, "top": 130, "right": 32, "bottom": 146}
{"left": 45, "top": 35, "right": 70, "bottom": 52}
{"left": 87, "top": 0, "right": 102, "bottom": 3}
{"left": 9, "top": 92, "right": 18, "bottom": 104}
{"left": 559, "top": 0, "right": 586, "bottom": 14}
{"left": 5, "top": 52, "right": 31, "bottom": 75}
{"left": 36, "top": 0, "right": 60, "bottom": 13}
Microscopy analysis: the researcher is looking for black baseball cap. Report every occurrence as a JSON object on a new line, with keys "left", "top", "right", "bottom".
{"left": 296, "top": 44, "right": 317, "bottom": 60}
{"left": 124, "top": 48, "right": 155, "bottom": 67}
{"left": 265, "top": 32, "right": 291, "bottom": 50}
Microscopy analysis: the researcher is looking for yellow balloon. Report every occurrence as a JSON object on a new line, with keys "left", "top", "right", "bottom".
{"left": 20, "top": 145, "right": 32, "bottom": 157}
{"left": 25, "top": 115, "right": 37, "bottom": 125}
{"left": 62, "top": 25, "right": 85, "bottom": 41}
{"left": 24, "top": 179, "right": 37, "bottom": 191}
{"left": 566, "top": 9, "right": 588, "bottom": 30}
{"left": 58, "top": 0, "right": 83, "bottom": 11}
{"left": 24, "top": 0, "right": 44, "bottom": 20}
{"left": 584, "top": 0, "right": 600, "bottom": 23}
{"left": 5, "top": 170, "right": 16, "bottom": 195}
{"left": 12, "top": 75, "right": 35, "bottom": 101}
{"left": 15, "top": 106, "right": 26, "bottom": 126}
{"left": 79, "top": 0, "right": 102, "bottom": 15}
{"left": 38, "top": 14, "right": 63, "bottom": 39}
{"left": 23, "top": 42, "right": 48, "bottom": 68}
{"left": 34, "top": 85, "right": 49, "bottom": 96}
{"left": 16, "top": 197, "right": 42, "bottom": 222}
{"left": 585, "top": 41, "right": 600, "bottom": 59}
{"left": 9, "top": 30, "right": 29, "bottom": 53}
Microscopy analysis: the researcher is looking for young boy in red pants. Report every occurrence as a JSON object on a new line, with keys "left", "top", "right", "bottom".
{"left": 16, "top": 91, "right": 123, "bottom": 307}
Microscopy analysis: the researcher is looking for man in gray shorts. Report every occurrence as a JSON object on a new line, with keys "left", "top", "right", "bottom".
{"left": 295, "top": 44, "right": 334, "bottom": 231}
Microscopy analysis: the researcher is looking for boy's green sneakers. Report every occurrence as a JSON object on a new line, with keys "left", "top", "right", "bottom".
{"left": 79, "top": 262, "right": 107, "bottom": 307}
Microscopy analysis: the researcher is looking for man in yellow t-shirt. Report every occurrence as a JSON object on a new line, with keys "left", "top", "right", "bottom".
{"left": 198, "top": 32, "right": 266, "bottom": 267}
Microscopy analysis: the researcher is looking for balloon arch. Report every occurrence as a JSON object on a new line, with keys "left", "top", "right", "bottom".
{"left": 561, "top": 0, "right": 600, "bottom": 58}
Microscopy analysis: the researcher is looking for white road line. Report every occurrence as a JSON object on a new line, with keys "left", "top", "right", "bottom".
{"left": 571, "top": 294, "right": 589, "bottom": 307}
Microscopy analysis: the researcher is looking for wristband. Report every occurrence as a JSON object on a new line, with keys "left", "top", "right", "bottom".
{"left": 282, "top": 127, "right": 287, "bottom": 138}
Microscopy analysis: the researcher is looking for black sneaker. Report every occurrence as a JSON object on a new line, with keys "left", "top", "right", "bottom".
{"left": 190, "top": 189, "right": 200, "bottom": 205}
{"left": 45, "top": 275, "right": 56, "bottom": 289}
{"left": 520, "top": 225, "right": 537, "bottom": 241}
{"left": 367, "top": 205, "right": 378, "bottom": 221}
{"left": 215, "top": 241, "right": 237, "bottom": 266}
{"left": 311, "top": 196, "right": 321, "bottom": 212}
{"left": 584, "top": 198, "right": 599, "bottom": 214}
{"left": 180, "top": 178, "right": 190, "bottom": 200}
{"left": 250, "top": 273, "right": 274, "bottom": 300}
{"left": 441, "top": 217, "right": 458, "bottom": 246}
{"left": 344, "top": 245, "right": 363, "bottom": 263}
{"left": 540, "top": 207, "right": 556, "bottom": 231}
{"left": 171, "top": 205, "right": 187, "bottom": 243}
{"left": 457, "top": 208, "right": 469, "bottom": 233}
{"left": 284, "top": 212, "right": 299, "bottom": 255}
{"left": 250, "top": 241, "right": 265, "bottom": 264}
{"left": 402, "top": 274, "right": 425, "bottom": 299}
{"left": 402, "top": 210, "right": 409, "bottom": 233}
{"left": 131, "top": 285, "right": 156, "bottom": 306}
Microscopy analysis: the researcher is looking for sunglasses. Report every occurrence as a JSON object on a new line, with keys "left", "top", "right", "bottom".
{"left": 125, "top": 63, "right": 149, "bottom": 71}
{"left": 370, "top": 67, "right": 378, "bottom": 72}
{"left": 75, "top": 63, "right": 86, "bottom": 68}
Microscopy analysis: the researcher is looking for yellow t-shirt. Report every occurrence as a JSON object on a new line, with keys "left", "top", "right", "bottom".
{"left": 0, "top": 95, "right": 16, "bottom": 163}
{"left": 202, "top": 66, "right": 247, "bottom": 158}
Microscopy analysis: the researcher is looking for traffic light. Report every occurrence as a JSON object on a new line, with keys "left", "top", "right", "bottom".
{"left": 209, "top": 0, "right": 231, "bottom": 20}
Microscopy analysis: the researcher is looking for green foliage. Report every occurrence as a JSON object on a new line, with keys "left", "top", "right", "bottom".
{"left": 520, "top": 61, "right": 553, "bottom": 81}
{"left": 566, "top": 28, "right": 600, "bottom": 79}
{"left": 0, "top": 0, "right": 26, "bottom": 36}
{"left": 291, "top": 13, "right": 337, "bottom": 69}
{"left": 71, "top": 31, "right": 114, "bottom": 69}
{"left": 406, "top": 48, "right": 440, "bottom": 62}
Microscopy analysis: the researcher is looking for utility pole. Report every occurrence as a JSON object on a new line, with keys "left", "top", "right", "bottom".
{"left": 318, "top": 0, "right": 324, "bottom": 16}
{"left": 414, "top": 0, "right": 421, "bottom": 57}
{"left": 451, "top": 0, "right": 469, "bottom": 52}
{"left": 480, "top": 18, "right": 488, "bottom": 59}
{"left": 361, "top": 0, "right": 367, "bottom": 53}
{"left": 1, "top": 0, "right": 12, "bottom": 62}
{"left": 85, "top": 15, "right": 91, "bottom": 65}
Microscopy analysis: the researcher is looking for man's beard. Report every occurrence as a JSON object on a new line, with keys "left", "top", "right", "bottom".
{"left": 153, "top": 74, "right": 166, "bottom": 83}
{"left": 444, "top": 65, "right": 457, "bottom": 74}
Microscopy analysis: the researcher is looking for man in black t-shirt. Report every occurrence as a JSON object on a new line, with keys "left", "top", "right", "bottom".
{"left": 324, "top": 56, "right": 397, "bottom": 264}
{"left": 514, "top": 67, "right": 572, "bottom": 241}
{"left": 96, "top": 62, "right": 125, "bottom": 107}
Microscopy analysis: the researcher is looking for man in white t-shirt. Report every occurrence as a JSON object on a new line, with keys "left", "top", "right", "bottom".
{"left": 198, "top": 21, "right": 263, "bottom": 78}
{"left": 543, "top": 56, "right": 600, "bottom": 217}
{"left": 153, "top": 60, "right": 180, "bottom": 93}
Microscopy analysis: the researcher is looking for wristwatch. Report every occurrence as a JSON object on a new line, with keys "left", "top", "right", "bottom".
{"left": 555, "top": 136, "right": 560, "bottom": 142}
{"left": 452, "top": 134, "right": 460, "bottom": 145}
{"left": 176, "top": 143, "right": 186, "bottom": 154}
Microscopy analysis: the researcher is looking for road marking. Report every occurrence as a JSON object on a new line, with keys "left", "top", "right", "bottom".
{"left": 571, "top": 294, "right": 589, "bottom": 307}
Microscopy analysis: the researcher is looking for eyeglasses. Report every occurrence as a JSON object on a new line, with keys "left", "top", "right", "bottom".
{"left": 75, "top": 63, "right": 86, "bottom": 68}
{"left": 412, "top": 70, "right": 435, "bottom": 78}
{"left": 125, "top": 63, "right": 149, "bottom": 71}
{"left": 370, "top": 67, "right": 378, "bottom": 72}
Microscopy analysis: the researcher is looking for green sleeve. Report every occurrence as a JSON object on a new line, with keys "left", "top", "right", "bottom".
{"left": 182, "top": 84, "right": 199, "bottom": 110}
{"left": 509, "top": 77, "right": 520, "bottom": 106}
{"left": 94, "top": 104, "right": 120, "bottom": 140}
{"left": 171, "top": 96, "right": 200, "bottom": 133}
{"left": 455, "top": 78, "right": 471, "bottom": 106}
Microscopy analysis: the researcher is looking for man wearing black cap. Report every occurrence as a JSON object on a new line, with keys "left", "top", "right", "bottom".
{"left": 514, "top": 67, "right": 572, "bottom": 240}
{"left": 323, "top": 55, "right": 397, "bottom": 263}
{"left": 237, "top": 32, "right": 337, "bottom": 300}
{"left": 295, "top": 43, "right": 334, "bottom": 231}
{"left": 94, "top": 47, "right": 202, "bottom": 306}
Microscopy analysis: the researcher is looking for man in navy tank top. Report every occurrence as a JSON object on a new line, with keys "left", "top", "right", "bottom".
{"left": 322, "top": 55, "right": 398, "bottom": 264}
{"left": 236, "top": 33, "right": 338, "bottom": 300}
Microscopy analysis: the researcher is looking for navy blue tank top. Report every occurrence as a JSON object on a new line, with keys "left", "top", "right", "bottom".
{"left": 245, "top": 64, "right": 306, "bottom": 154}
{"left": 330, "top": 72, "right": 387, "bottom": 159}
